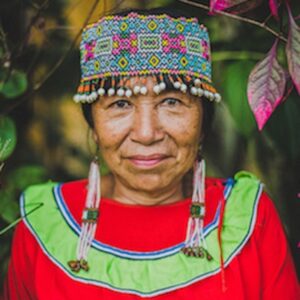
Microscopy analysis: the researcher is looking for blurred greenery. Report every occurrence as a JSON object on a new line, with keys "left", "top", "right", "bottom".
{"left": 0, "top": 165, "right": 48, "bottom": 223}
{"left": 0, "top": 0, "right": 299, "bottom": 292}
{"left": 223, "top": 60, "right": 257, "bottom": 137}
{"left": 0, "top": 116, "right": 17, "bottom": 161}
{"left": 0, "top": 69, "right": 28, "bottom": 99}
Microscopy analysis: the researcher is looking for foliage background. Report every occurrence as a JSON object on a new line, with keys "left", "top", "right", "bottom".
{"left": 0, "top": 0, "right": 299, "bottom": 290}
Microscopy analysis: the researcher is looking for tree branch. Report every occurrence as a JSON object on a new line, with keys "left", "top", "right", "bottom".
{"left": 282, "top": 80, "right": 294, "bottom": 103}
{"left": 0, "top": 24, "right": 10, "bottom": 57}
{"left": 3, "top": 0, "right": 100, "bottom": 114}
{"left": 14, "top": 0, "right": 49, "bottom": 59}
{"left": 32, "top": 0, "right": 126, "bottom": 91}
{"left": 33, "top": 0, "right": 101, "bottom": 91}
{"left": 2, "top": 0, "right": 127, "bottom": 115}
{"left": 179, "top": 0, "right": 288, "bottom": 43}
{"left": 262, "top": 13, "right": 274, "bottom": 27}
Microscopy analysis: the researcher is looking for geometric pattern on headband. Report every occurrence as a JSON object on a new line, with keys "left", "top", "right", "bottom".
{"left": 74, "top": 13, "right": 221, "bottom": 103}
{"left": 80, "top": 13, "right": 211, "bottom": 82}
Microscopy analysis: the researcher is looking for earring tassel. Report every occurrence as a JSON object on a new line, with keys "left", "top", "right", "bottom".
{"left": 182, "top": 160, "right": 211, "bottom": 260}
{"left": 68, "top": 158, "right": 101, "bottom": 272}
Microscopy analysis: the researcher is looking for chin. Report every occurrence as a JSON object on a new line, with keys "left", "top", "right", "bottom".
{"left": 128, "top": 173, "right": 177, "bottom": 194}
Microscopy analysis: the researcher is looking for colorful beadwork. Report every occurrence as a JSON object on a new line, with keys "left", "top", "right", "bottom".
{"left": 68, "top": 259, "right": 89, "bottom": 272}
{"left": 74, "top": 13, "right": 221, "bottom": 103}
{"left": 82, "top": 208, "right": 99, "bottom": 223}
{"left": 190, "top": 203, "right": 204, "bottom": 218}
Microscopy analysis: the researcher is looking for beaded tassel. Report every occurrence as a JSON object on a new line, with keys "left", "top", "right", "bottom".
{"left": 124, "top": 76, "right": 133, "bottom": 98}
{"left": 173, "top": 74, "right": 182, "bottom": 90}
{"left": 117, "top": 76, "right": 125, "bottom": 97}
{"left": 73, "top": 73, "right": 221, "bottom": 103}
{"left": 140, "top": 76, "right": 148, "bottom": 95}
{"left": 133, "top": 76, "right": 141, "bottom": 95}
{"left": 182, "top": 160, "right": 212, "bottom": 260}
{"left": 153, "top": 75, "right": 161, "bottom": 95}
{"left": 107, "top": 77, "right": 116, "bottom": 96}
{"left": 98, "top": 78, "right": 106, "bottom": 97}
{"left": 68, "top": 158, "right": 101, "bottom": 272}
{"left": 158, "top": 74, "right": 166, "bottom": 92}
{"left": 168, "top": 73, "right": 175, "bottom": 87}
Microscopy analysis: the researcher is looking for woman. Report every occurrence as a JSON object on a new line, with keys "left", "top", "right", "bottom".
{"left": 3, "top": 8, "right": 299, "bottom": 299}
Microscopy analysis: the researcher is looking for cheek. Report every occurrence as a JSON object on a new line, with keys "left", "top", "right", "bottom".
{"left": 93, "top": 113, "right": 131, "bottom": 150}
{"left": 164, "top": 110, "right": 202, "bottom": 147}
{"left": 166, "top": 110, "right": 203, "bottom": 166}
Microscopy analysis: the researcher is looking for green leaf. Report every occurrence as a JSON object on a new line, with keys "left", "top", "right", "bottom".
{"left": 0, "top": 115, "right": 17, "bottom": 161}
{"left": 0, "top": 69, "right": 28, "bottom": 98}
{"left": 8, "top": 165, "right": 48, "bottom": 191}
{"left": 0, "top": 189, "right": 19, "bottom": 223}
{"left": 223, "top": 61, "right": 257, "bottom": 137}
{"left": 0, "top": 165, "right": 47, "bottom": 225}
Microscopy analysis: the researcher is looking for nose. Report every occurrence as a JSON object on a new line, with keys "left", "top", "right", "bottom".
{"left": 130, "top": 105, "right": 164, "bottom": 145}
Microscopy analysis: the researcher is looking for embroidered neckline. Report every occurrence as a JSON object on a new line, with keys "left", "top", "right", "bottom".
{"left": 20, "top": 172, "right": 262, "bottom": 297}
{"left": 52, "top": 181, "right": 234, "bottom": 260}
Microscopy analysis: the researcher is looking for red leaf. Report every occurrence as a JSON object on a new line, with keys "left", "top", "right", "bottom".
{"left": 247, "top": 40, "right": 286, "bottom": 130}
{"left": 286, "top": 7, "right": 300, "bottom": 95}
{"left": 269, "top": 0, "right": 279, "bottom": 20}
{"left": 210, "top": 0, "right": 262, "bottom": 14}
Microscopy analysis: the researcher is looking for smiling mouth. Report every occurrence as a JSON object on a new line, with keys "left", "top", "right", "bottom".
{"left": 126, "top": 154, "right": 171, "bottom": 168}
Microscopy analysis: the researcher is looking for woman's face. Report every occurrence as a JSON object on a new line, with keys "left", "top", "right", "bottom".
{"left": 92, "top": 77, "right": 203, "bottom": 203}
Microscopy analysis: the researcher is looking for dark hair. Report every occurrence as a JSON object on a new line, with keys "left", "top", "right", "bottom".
{"left": 81, "top": 7, "right": 215, "bottom": 139}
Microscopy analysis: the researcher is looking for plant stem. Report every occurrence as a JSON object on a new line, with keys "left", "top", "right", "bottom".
{"left": 33, "top": 0, "right": 101, "bottom": 91}
{"left": 32, "top": 0, "right": 124, "bottom": 91}
{"left": 1, "top": 0, "right": 127, "bottom": 115}
{"left": 0, "top": 203, "right": 43, "bottom": 236}
{"left": 0, "top": 24, "right": 9, "bottom": 55}
{"left": 179, "top": 0, "right": 288, "bottom": 43}
{"left": 15, "top": 0, "right": 49, "bottom": 59}
{"left": 282, "top": 81, "right": 294, "bottom": 103}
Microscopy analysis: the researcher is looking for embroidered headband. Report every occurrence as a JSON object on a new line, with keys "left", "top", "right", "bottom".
{"left": 73, "top": 12, "right": 221, "bottom": 103}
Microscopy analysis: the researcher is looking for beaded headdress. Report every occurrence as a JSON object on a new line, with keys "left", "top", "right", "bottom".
{"left": 73, "top": 12, "right": 221, "bottom": 103}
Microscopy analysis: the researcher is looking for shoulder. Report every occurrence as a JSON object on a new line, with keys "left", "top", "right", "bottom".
{"left": 226, "top": 171, "right": 288, "bottom": 248}
{"left": 23, "top": 180, "right": 58, "bottom": 197}
{"left": 207, "top": 170, "right": 263, "bottom": 205}
{"left": 21, "top": 179, "right": 87, "bottom": 204}
{"left": 20, "top": 179, "right": 88, "bottom": 231}
{"left": 207, "top": 170, "right": 262, "bottom": 191}
{"left": 227, "top": 171, "right": 278, "bottom": 226}
{"left": 23, "top": 179, "right": 87, "bottom": 194}
{"left": 230, "top": 171, "right": 283, "bottom": 229}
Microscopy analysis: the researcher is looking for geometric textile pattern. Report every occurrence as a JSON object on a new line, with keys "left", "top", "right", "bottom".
{"left": 80, "top": 13, "right": 212, "bottom": 83}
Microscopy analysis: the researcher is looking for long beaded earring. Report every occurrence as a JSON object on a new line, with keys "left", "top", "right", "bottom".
{"left": 68, "top": 150, "right": 101, "bottom": 272}
{"left": 181, "top": 149, "right": 212, "bottom": 260}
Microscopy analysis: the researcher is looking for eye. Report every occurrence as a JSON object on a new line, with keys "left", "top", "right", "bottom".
{"left": 161, "top": 97, "right": 182, "bottom": 107}
{"left": 109, "top": 99, "right": 132, "bottom": 109}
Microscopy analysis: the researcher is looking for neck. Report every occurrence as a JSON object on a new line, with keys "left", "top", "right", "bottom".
{"left": 111, "top": 177, "right": 184, "bottom": 206}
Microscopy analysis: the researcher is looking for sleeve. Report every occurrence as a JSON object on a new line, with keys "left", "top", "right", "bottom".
{"left": 256, "top": 192, "right": 300, "bottom": 299}
{"left": 2, "top": 221, "right": 38, "bottom": 300}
